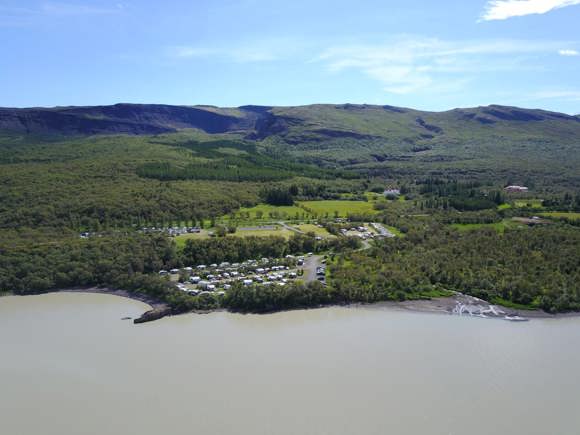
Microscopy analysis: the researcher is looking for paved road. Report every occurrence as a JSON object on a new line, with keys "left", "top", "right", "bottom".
{"left": 303, "top": 255, "right": 324, "bottom": 283}
{"left": 278, "top": 221, "right": 305, "bottom": 235}
{"left": 360, "top": 239, "right": 371, "bottom": 250}
{"left": 238, "top": 225, "right": 276, "bottom": 231}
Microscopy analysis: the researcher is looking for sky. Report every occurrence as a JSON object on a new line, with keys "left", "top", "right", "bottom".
{"left": 1, "top": 0, "right": 579, "bottom": 113}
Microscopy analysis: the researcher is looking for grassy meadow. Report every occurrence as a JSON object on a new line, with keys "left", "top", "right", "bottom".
{"left": 514, "top": 199, "right": 544, "bottom": 208}
{"left": 540, "top": 212, "right": 580, "bottom": 221}
{"left": 450, "top": 219, "right": 521, "bottom": 233}
{"left": 297, "top": 200, "right": 378, "bottom": 217}
{"left": 293, "top": 224, "right": 335, "bottom": 238}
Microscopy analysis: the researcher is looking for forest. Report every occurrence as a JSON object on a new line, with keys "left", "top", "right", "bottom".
{"left": 329, "top": 224, "right": 580, "bottom": 313}
{"left": 3, "top": 210, "right": 578, "bottom": 315}
{"left": 136, "top": 139, "right": 357, "bottom": 182}
{"left": 0, "top": 125, "right": 579, "bottom": 316}
{"left": 0, "top": 231, "right": 358, "bottom": 312}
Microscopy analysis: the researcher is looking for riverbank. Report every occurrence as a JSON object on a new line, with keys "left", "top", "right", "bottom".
{"left": 60, "top": 288, "right": 177, "bottom": 323}
{"left": 1, "top": 287, "right": 171, "bottom": 323}
{"left": 3, "top": 288, "right": 579, "bottom": 323}
{"left": 59, "top": 287, "right": 163, "bottom": 309}
{"left": 366, "top": 293, "right": 580, "bottom": 320}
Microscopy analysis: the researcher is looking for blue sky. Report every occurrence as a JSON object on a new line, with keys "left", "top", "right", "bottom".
{"left": 1, "top": 0, "right": 579, "bottom": 113}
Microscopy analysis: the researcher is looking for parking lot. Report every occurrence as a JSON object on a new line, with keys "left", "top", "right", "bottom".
{"left": 159, "top": 255, "right": 311, "bottom": 295}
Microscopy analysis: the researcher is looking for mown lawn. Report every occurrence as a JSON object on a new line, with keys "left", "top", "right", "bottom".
{"left": 225, "top": 200, "right": 379, "bottom": 222}
{"left": 232, "top": 204, "right": 310, "bottom": 221}
{"left": 297, "top": 200, "right": 377, "bottom": 217}
{"left": 174, "top": 231, "right": 211, "bottom": 248}
{"left": 514, "top": 199, "right": 544, "bottom": 209}
{"left": 294, "top": 223, "right": 335, "bottom": 238}
{"left": 234, "top": 226, "right": 294, "bottom": 239}
{"left": 450, "top": 219, "right": 518, "bottom": 233}
{"left": 174, "top": 225, "right": 294, "bottom": 248}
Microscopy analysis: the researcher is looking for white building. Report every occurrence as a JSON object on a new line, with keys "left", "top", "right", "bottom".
{"left": 504, "top": 185, "right": 529, "bottom": 193}
{"left": 384, "top": 188, "right": 401, "bottom": 197}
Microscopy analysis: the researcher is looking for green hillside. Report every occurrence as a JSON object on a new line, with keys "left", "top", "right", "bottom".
{"left": 260, "top": 104, "right": 580, "bottom": 187}
{"left": 1, "top": 102, "right": 579, "bottom": 315}
{"left": 1, "top": 102, "right": 579, "bottom": 232}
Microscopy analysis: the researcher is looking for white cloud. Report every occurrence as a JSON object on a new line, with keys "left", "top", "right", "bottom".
{"left": 558, "top": 49, "right": 580, "bottom": 56}
{"left": 481, "top": 0, "right": 580, "bottom": 21}
{"left": 166, "top": 38, "right": 301, "bottom": 63}
{"left": 533, "top": 90, "right": 580, "bottom": 100}
{"left": 317, "top": 37, "right": 564, "bottom": 95}
{"left": 168, "top": 46, "right": 216, "bottom": 59}
{"left": 167, "top": 45, "right": 279, "bottom": 63}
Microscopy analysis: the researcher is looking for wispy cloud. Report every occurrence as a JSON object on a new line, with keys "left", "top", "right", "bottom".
{"left": 168, "top": 46, "right": 216, "bottom": 59}
{"left": 317, "top": 37, "right": 564, "bottom": 94}
{"left": 40, "top": 2, "right": 126, "bottom": 16}
{"left": 166, "top": 38, "right": 299, "bottom": 63}
{"left": 558, "top": 49, "right": 579, "bottom": 56}
{"left": 166, "top": 45, "right": 278, "bottom": 63}
{"left": 533, "top": 89, "right": 580, "bottom": 100}
{"left": 480, "top": 0, "right": 580, "bottom": 21}
{"left": 0, "top": 2, "right": 125, "bottom": 17}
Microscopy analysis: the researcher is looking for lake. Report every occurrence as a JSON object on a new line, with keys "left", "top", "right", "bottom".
{"left": 1, "top": 292, "right": 579, "bottom": 435}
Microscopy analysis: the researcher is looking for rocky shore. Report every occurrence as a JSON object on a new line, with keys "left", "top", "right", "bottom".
{"left": 368, "top": 292, "right": 580, "bottom": 321}
{"left": 4, "top": 288, "right": 578, "bottom": 324}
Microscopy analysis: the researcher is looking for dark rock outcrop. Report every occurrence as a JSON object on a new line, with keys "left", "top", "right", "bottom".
{"left": 382, "top": 105, "right": 407, "bottom": 113}
{"left": 133, "top": 306, "right": 172, "bottom": 324}
{"left": 416, "top": 117, "right": 443, "bottom": 134}
{"left": 482, "top": 107, "right": 545, "bottom": 122}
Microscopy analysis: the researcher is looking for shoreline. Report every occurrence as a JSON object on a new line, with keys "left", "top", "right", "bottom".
{"left": 364, "top": 295, "right": 580, "bottom": 320}
{"left": 2, "top": 288, "right": 579, "bottom": 323}
{"left": 1, "top": 287, "right": 170, "bottom": 324}
{"left": 58, "top": 288, "right": 175, "bottom": 323}
{"left": 58, "top": 287, "right": 164, "bottom": 309}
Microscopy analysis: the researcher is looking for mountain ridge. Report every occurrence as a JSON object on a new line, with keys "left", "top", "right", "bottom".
{"left": 2, "top": 102, "right": 579, "bottom": 172}
{"left": 1, "top": 102, "right": 578, "bottom": 138}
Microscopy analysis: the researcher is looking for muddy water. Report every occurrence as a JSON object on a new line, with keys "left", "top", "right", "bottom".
{"left": 1, "top": 292, "right": 579, "bottom": 435}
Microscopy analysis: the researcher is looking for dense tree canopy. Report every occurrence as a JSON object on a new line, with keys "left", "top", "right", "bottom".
{"left": 330, "top": 225, "right": 580, "bottom": 312}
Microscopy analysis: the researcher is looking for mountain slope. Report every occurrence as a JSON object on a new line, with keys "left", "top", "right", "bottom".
{"left": 1, "top": 102, "right": 578, "bottom": 139}
{"left": 0, "top": 103, "right": 257, "bottom": 135}
{"left": 1, "top": 102, "right": 579, "bottom": 173}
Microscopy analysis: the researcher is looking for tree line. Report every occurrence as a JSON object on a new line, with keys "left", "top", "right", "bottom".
{"left": 329, "top": 224, "right": 580, "bottom": 313}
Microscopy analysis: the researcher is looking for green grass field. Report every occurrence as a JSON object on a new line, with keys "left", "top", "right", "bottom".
{"left": 385, "top": 225, "right": 404, "bottom": 237}
{"left": 293, "top": 224, "right": 335, "bottom": 238}
{"left": 514, "top": 199, "right": 544, "bottom": 209}
{"left": 174, "top": 231, "right": 211, "bottom": 248}
{"left": 225, "top": 200, "right": 379, "bottom": 223}
{"left": 540, "top": 212, "right": 580, "bottom": 221}
{"left": 234, "top": 226, "right": 294, "bottom": 239}
{"left": 174, "top": 225, "right": 294, "bottom": 248}
{"left": 232, "top": 204, "right": 310, "bottom": 221}
{"left": 450, "top": 219, "right": 519, "bottom": 233}
{"left": 297, "top": 200, "right": 377, "bottom": 217}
